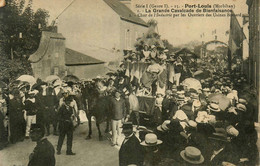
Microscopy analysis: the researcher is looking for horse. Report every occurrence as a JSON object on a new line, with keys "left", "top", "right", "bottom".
{"left": 81, "top": 81, "right": 111, "bottom": 141}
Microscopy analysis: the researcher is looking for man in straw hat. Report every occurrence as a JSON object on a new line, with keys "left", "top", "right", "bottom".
{"left": 141, "top": 133, "right": 162, "bottom": 166}
{"left": 119, "top": 122, "right": 144, "bottom": 166}
{"left": 180, "top": 146, "right": 204, "bottom": 165}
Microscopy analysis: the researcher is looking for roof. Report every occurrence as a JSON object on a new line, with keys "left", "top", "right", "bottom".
{"left": 80, "top": 45, "right": 123, "bottom": 62}
{"left": 65, "top": 48, "right": 105, "bottom": 66}
{"left": 29, "top": 31, "right": 65, "bottom": 63}
{"left": 103, "top": 0, "right": 148, "bottom": 27}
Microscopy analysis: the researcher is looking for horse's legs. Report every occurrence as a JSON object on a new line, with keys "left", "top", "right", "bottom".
{"left": 85, "top": 114, "right": 92, "bottom": 140}
{"left": 105, "top": 119, "right": 110, "bottom": 133}
{"left": 96, "top": 122, "right": 103, "bottom": 141}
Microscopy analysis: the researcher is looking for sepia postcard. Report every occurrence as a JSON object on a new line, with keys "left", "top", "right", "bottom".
{"left": 0, "top": 0, "right": 259, "bottom": 166}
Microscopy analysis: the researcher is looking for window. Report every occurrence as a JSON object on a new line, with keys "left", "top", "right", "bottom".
{"left": 125, "top": 29, "right": 131, "bottom": 49}
{"left": 135, "top": 31, "right": 138, "bottom": 41}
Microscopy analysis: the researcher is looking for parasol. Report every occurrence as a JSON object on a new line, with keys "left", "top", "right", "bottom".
{"left": 63, "top": 75, "right": 79, "bottom": 83}
{"left": 208, "top": 93, "right": 231, "bottom": 111}
{"left": 45, "top": 75, "right": 60, "bottom": 84}
{"left": 181, "top": 78, "right": 202, "bottom": 91}
{"left": 17, "top": 75, "right": 36, "bottom": 86}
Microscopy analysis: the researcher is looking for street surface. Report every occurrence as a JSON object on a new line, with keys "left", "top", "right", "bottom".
{"left": 0, "top": 122, "right": 119, "bottom": 166}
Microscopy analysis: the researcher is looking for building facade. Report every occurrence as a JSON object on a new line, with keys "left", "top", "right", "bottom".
{"left": 242, "top": 14, "right": 249, "bottom": 76}
{"left": 29, "top": 31, "right": 105, "bottom": 80}
{"left": 246, "top": 0, "right": 260, "bottom": 120}
{"left": 56, "top": 0, "right": 148, "bottom": 63}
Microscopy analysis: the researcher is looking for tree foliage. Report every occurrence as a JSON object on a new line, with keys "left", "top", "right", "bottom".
{"left": 0, "top": 0, "right": 49, "bottom": 83}
{"left": 1, "top": 0, "right": 49, "bottom": 58}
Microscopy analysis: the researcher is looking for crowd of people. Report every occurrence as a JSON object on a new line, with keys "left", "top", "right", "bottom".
{"left": 112, "top": 69, "right": 258, "bottom": 166}
{"left": 0, "top": 45, "right": 258, "bottom": 165}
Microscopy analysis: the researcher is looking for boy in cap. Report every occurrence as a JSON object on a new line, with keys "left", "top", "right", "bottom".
{"left": 28, "top": 124, "right": 55, "bottom": 166}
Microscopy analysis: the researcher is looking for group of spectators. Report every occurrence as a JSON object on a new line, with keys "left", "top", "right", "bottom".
{"left": 0, "top": 79, "right": 83, "bottom": 149}
{"left": 0, "top": 52, "right": 258, "bottom": 166}
{"left": 114, "top": 69, "right": 258, "bottom": 166}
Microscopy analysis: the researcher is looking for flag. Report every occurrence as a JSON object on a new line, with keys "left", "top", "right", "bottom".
{"left": 227, "top": 10, "right": 246, "bottom": 70}
{"left": 228, "top": 10, "right": 246, "bottom": 56}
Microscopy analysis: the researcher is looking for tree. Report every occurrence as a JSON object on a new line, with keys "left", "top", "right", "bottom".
{"left": 1, "top": 0, "right": 49, "bottom": 59}
{"left": 0, "top": 0, "right": 49, "bottom": 83}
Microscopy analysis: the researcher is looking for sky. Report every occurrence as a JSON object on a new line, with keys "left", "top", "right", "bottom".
{"left": 29, "top": 0, "right": 248, "bottom": 46}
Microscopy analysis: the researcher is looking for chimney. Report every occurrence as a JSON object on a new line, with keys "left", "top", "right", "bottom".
{"left": 120, "top": 0, "right": 131, "bottom": 10}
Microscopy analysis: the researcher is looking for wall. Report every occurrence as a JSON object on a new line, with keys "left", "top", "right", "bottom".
{"left": 242, "top": 21, "right": 249, "bottom": 76}
{"left": 31, "top": 37, "right": 66, "bottom": 79}
{"left": 247, "top": 0, "right": 260, "bottom": 121}
{"left": 120, "top": 19, "right": 148, "bottom": 51}
{"left": 57, "top": 0, "right": 121, "bottom": 62}
{"left": 67, "top": 64, "right": 108, "bottom": 79}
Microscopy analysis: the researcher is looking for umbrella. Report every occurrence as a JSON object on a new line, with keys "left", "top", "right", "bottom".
{"left": 63, "top": 75, "right": 79, "bottom": 83}
{"left": 32, "top": 78, "right": 47, "bottom": 90}
{"left": 17, "top": 75, "right": 36, "bottom": 86}
{"left": 208, "top": 93, "right": 231, "bottom": 111}
{"left": 45, "top": 75, "right": 60, "bottom": 84}
{"left": 181, "top": 78, "right": 202, "bottom": 91}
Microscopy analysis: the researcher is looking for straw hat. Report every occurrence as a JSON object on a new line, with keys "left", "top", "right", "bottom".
{"left": 238, "top": 98, "right": 247, "bottom": 105}
{"left": 236, "top": 103, "right": 247, "bottom": 112}
{"left": 188, "top": 120, "right": 197, "bottom": 128}
{"left": 208, "top": 103, "right": 221, "bottom": 112}
{"left": 180, "top": 146, "right": 204, "bottom": 164}
{"left": 173, "top": 110, "right": 188, "bottom": 121}
{"left": 157, "top": 120, "right": 171, "bottom": 132}
{"left": 151, "top": 45, "right": 156, "bottom": 49}
{"left": 222, "top": 161, "right": 236, "bottom": 166}
{"left": 195, "top": 111, "right": 209, "bottom": 123}
{"left": 28, "top": 90, "right": 38, "bottom": 95}
{"left": 177, "top": 94, "right": 185, "bottom": 101}
{"left": 177, "top": 90, "right": 185, "bottom": 95}
{"left": 226, "top": 125, "right": 239, "bottom": 137}
{"left": 193, "top": 100, "right": 201, "bottom": 108}
{"left": 140, "top": 133, "right": 162, "bottom": 146}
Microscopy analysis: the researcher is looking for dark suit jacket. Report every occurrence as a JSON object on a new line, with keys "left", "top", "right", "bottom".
{"left": 119, "top": 134, "right": 144, "bottom": 166}
{"left": 58, "top": 104, "right": 74, "bottom": 131}
{"left": 28, "top": 138, "right": 55, "bottom": 166}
